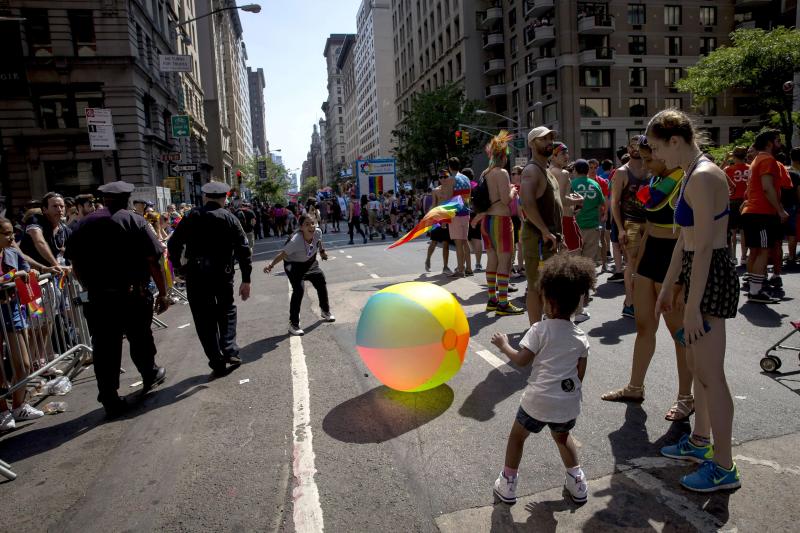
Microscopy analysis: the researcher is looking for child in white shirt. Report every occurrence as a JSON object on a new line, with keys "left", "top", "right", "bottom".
{"left": 490, "top": 254, "right": 596, "bottom": 505}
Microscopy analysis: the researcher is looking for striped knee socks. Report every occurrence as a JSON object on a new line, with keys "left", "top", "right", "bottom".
{"left": 496, "top": 273, "right": 510, "bottom": 306}
{"left": 486, "top": 271, "right": 497, "bottom": 301}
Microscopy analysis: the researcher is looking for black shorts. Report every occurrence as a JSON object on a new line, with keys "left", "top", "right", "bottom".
{"left": 516, "top": 406, "right": 576, "bottom": 434}
{"left": 678, "top": 249, "right": 739, "bottom": 319}
{"left": 511, "top": 215, "right": 521, "bottom": 243}
{"left": 430, "top": 225, "right": 450, "bottom": 243}
{"left": 636, "top": 236, "right": 678, "bottom": 283}
{"left": 728, "top": 199, "right": 744, "bottom": 231}
{"left": 468, "top": 219, "right": 482, "bottom": 240}
{"left": 742, "top": 213, "right": 782, "bottom": 249}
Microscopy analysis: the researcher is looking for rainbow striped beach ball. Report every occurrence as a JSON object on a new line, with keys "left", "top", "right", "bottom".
{"left": 356, "top": 282, "right": 469, "bottom": 392}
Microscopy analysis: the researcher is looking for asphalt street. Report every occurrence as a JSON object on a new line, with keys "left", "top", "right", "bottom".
{"left": 2, "top": 230, "right": 800, "bottom": 532}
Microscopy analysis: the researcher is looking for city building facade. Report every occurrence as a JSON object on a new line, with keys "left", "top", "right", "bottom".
{"left": 321, "top": 34, "right": 353, "bottom": 184}
{"left": 247, "top": 66, "right": 269, "bottom": 156}
{"left": 355, "top": 0, "right": 397, "bottom": 159}
{"left": 337, "top": 34, "right": 360, "bottom": 167}
{"left": 300, "top": 123, "right": 325, "bottom": 185}
{"left": 0, "top": 0, "right": 185, "bottom": 208}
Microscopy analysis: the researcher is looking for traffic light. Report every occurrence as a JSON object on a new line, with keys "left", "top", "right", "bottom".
{"left": 463, "top": 131, "right": 470, "bottom": 145}
{"left": 455, "top": 130, "right": 462, "bottom": 145}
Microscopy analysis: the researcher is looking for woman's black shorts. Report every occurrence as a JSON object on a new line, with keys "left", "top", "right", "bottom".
{"left": 636, "top": 236, "right": 678, "bottom": 284}
{"left": 678, "top": 248, "right": 740, "bottom": 319}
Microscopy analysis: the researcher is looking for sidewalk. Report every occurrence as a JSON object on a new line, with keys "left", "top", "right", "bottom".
{"left": 436, "top": 432, "right": 800, "bottom": 532}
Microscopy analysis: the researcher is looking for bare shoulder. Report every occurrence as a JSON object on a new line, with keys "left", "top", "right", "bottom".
{"left": 522, "top": 163, "right": 543, "bottom": 182}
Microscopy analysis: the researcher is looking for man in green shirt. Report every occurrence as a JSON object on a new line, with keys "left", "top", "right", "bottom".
{"left": 571, "top": 159, "right": 605, "bottom": 265}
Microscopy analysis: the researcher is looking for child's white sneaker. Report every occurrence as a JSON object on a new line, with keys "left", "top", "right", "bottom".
{"left": 493, "top": 472, "right": 518, "bottom": 505}
{"left": 564, "top": 468, "right": 588, "bottom": 504}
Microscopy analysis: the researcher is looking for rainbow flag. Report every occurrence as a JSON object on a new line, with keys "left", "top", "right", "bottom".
{"left": 57, "top": 273, "right": 67, "bottom": 290}
{"left": 388, "top": 197, "right": 463, "bottom": 249}
{"left": 27, "top": 300, "right": 44, "bottom": 317}
{"left": 1, "top": 269, "right": 16, "bottom": 282}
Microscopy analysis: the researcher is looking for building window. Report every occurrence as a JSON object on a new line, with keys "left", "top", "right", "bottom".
{"left": 580, "top": 98, "right": 610, "bottom": 118}
{"left": 511, "top": 63, "right": 519, "bottom": 81}
{"left": 527, "top": 109, "right": 535, "bottom": 126}
{"left": 543, "top": 73, "right": 557, "bottom": 93}
{"left": 664, "top": 5, "right": 681, "bottom": 25}
{"left": 525, "top": 54, "right": 535, "bottom": 74}
{"left": 23, "top": 9, "right": 52, "bottom": 57}
{"left": 143, "top": 96, "right": 153, "bottom": 128}
{"left": 44, "top": 160, "right": 103, "bottom": 198}
{"left": 580, "top": 67, "right": 609, "bottom": 87}
{"left": 543, "top": 103, "right": 557, "bottom": 123}
{"left": 581, "top": 130, "right": 612, "bottom": 149}
{"left": 665, "top": 67, "right": 683, "bottom": 87}
{"left": 69, "top": 10, "right": 96, "bottom": 56}
{"left": 629, "top": 67, "right": 647, "bottom": 87}
{"left": 629, "top": 98, "right": 647, "bottom": 117}
{"left": 701, "top": 98, "right": 717, "bottom": 116}
{"left": 700, "top": 37, "right": 717, "bottom": 55}
{"left": 628, "top": 35, "right": 646, "bottom": 55}
{"left": 627, "top": 4, "right": 646, "bottom": 25}
{"left": 508, "top": 7, "right": 516, "bottom": 28}
{"left": 665, "top": 36, "right": 682, "bottom": 56}
{"left": 512, "top": 89, "right": 519, "bottom": 109}
{"left": 525, "top": 81, "right": 535, "bottom": 102}
{"left": 510, "top": 35, "right": 517, "bottom": 55}
{"left": 665, "top": 97, "right": 681, "bottom": 109}
{"left": 38, "top": 92, "right": 72, "bottom": 129}
{"left": 699, "top": 6, "right": 717, "bottom": 26}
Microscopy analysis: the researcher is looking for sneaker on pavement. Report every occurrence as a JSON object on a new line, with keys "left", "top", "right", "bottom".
{"left": 465, "top": 269, "right": 474, "bottom": 277}
{"left": 424, "top": 259, "right": 431, "bottom": 272}
{"left": 622, "top": 305, "right": 635, "bottom": 318}
{"left": 573, "top": 312, "right": 591, "bottom": 324}
{"left": 0, "top": 410, "right": 16, "bottom": 431}
{"left": 768, "top": 276, "right": 783, "bottom": 289}
{"left": 289, "top": 323, "right": 305, "bottom": 336}
{"left": 680, "top": 460, "right": 741, "bottom": 492}
{"left": 564, "top": 469, "right": 589, "bottom": 504}
{"left": 12, "top": 403, "right": 44, "bottom": 421}
{"left": 321, "top": 311, "right": 336, "bottom": 322}
{"left": 508, "top": 284, "right": 518, "bottom": 293}
{"left": 608, "top": 272, "right": 625, "bottom": 283}
{"left": 493, "top": 472, "right": 518, "bottom": 505}
{"left": 224, "top": 355, "right": 242, "bottom": 368}
{"left": 485, "top": 299, "right": 499, "bottom": 312}
{"left": 442, "top": 266, "right": 453, "bottom": 274}
{"left": 141, "top": 366, "right": 166, "bottom": 394}
{"left": 496, "top": 303, "right": 525, "bottom": 316}
{"left": 660, "top": 434, "right": 714, "bottom": 463}
{"left": 747, "top": 290, "right": 780, "bottom": 304}
{"left": 474, "top": 263, "right": 483, "bottom": 272}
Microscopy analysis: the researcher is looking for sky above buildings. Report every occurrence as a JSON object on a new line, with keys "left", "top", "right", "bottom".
{"left": 241, "top": 0, "right": 361, "bottom": 175}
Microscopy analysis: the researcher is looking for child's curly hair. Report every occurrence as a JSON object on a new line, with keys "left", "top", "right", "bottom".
{"left": 537, "top": 255, "right": 597, "bottom": 318}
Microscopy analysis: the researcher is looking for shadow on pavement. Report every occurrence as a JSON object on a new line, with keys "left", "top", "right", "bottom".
{"left": 594, "top": 281, "right": 626, "bottom": 300}
{"left": 585, "top": 316, "right": 636, "bottom": 345}
{"left": 322, "top": 384, "right": 453, "bottom": 444}
{"left": 763, "top": 369, "right": 800, "bottom": 396}
{"left": 458, "top": 364, "right": 531, "bottom": 422}
{"left": 737, "top": 302, "right": 788, "bottom": 328}
{"left": 238, "top": 332, "right": 289, "bottom": 363}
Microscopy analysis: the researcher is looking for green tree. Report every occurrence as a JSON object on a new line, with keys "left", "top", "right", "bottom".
{"left": 392, "top": 83, "right": 489, "bottom": 178}
{"left": 240, "top": 156, "right": 292, "bottom": 203}
{"left": 299, "top": 176, "right": 320, "bottom": 203}
{"left": 676, "top": 27, "right": 800, "bottom": 147}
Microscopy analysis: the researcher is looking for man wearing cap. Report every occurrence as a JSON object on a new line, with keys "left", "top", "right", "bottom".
{"left": 520, "top": 127, "right": 576, "bottom": 324}
{"left": 132, "top": 199, "right": 147, "bottom": 216}
{"left": 65, "top": 181, "right": 170, "bottom": 418}
{"left": 168, "top": 181, "right": 252, "bottom": 376}
{"left": 550, "top": 142, "right": 584, "bottom": 253}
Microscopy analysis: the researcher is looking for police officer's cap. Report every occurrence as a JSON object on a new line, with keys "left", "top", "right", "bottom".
{"left": 98, "top": 181, "right": 135, "bottom": 195}
{"left": 202, "top": 181, "right": 231, "bottom": 197}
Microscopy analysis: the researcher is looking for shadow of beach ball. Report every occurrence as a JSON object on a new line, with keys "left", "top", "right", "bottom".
{"left": 356, "top": 282, "right": 469, "bottom": 392}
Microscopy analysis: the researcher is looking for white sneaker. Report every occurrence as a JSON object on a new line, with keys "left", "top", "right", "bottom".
{"left": 321, "top": 311, "right": 336, "bottom": 322}
{"left": 573, "top": 312, "right": 591, "bottom": 324}
{"left": 288, "top": 323, "right": 305, "bottom": 336}
{"left": 493, "top": 472, "right": 518, "bottom": 505}
{"left": 564, "top": 469, "right": 588, "bottom": 503}
{"left": 12, "top": 403, "right": 44, "bottom": 421}
{"left": 0, "top": 410, "right": 15, "bottom": 431}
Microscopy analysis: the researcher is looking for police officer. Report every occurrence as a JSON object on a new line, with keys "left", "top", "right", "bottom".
{"left": 168, "top": 181, "right": 252, "bottom": 375}
{"left": 65, "top": 181, "right": 169, "bottom": 418}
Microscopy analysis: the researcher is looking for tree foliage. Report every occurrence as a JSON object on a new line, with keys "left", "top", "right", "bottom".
{"left": 676, "top": 27, "right": 800, "bottom": 146}
{"left": 391, "top": 83, "right": 489, "bottom": 178}
{"left": 299, "top": 176, "right": 320, "bottom": 203}
{"left": 240, "top": 156, "right": 292, "bottom": 204}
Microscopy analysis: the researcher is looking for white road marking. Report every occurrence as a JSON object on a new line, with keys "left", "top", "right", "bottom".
{"left": 356, "top": 262, "right": 365, "bottom": 267}
{"left": 370, "top": 273, "right": 380, "bottom": 279}
{"left": 338, "top": 250, "right": 344, "bottom": 254}
{"left": 476, "top": 349, "right": 506, "bottom": 370}
{"left": 734, "top": 455, "right": 800, "bottom": 475}
{"left": 177, "top": 323, "right": 190, "bottom": 329}
{"left": 346, "top": 255, "right": 352, "bottom": 259}
{"left": 290, "top": 330, "right": 324, "bottom": 531}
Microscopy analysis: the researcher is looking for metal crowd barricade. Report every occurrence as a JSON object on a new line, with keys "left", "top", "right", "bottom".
{"left": 0, "top": 272, "right": 92, "bottom": 481}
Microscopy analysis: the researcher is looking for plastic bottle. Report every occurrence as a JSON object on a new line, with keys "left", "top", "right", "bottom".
{"left": 44, "top": 376, "right": 73, "bottom": 395}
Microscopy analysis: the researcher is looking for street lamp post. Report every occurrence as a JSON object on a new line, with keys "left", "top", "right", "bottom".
{"left": 476, "top": 109, "right": 519, "bottom": 125}
{"left": 175, "top": 3, "right": 261, "bottom": 28}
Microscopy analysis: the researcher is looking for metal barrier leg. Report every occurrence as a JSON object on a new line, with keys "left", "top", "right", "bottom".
{"left": 0, "top": 458, "right": 16, "bottom": 481}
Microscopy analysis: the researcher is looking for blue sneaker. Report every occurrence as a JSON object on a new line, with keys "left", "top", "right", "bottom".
{"left": 622, "top": 304, "right": 635, "bottom": 318}
{"left": 660, "top": 434, "right": 714, "bottom": 463}
{"left": 680, "top": 460, "right": 741, "bottom": 492}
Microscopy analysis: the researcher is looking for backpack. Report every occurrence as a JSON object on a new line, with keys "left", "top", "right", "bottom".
{"left": 471, "top": 174, "right": 492, "bottom": 213}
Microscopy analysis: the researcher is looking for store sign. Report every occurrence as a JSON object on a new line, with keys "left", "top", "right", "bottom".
{"left": 159, "top": 55, "right": 193, "bottom": 72}
{"left": 85, "top": 108, "right": 116, "bottom": 151}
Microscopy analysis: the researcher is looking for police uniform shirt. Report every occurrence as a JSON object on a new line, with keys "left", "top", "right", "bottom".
{"left": 65, "top": 208, "right": 163, "bottom": 293}
{"left": 168, "top": 202, "right": 252, "bottom": 283}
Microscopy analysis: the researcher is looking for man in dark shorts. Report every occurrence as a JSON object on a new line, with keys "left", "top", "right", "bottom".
{"left": 424, "top": 176, "right": 451, "bottom": 273}
{"left": 742, "top": 130, "right": 789, "bottom": 303}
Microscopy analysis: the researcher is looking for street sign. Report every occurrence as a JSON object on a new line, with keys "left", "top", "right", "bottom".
{"left": 160, "top": 152, "right": 182, "bottom": 162}
{"left": 159, "top": 54, "right": 193, "bottom": 72}
{"left": 171, "top": 115, "right": 190, "bottom": 138}
{"left": 514, "top": 157, "right": 529, "bottom": 168}
{"left": 85, "top": 107, "right": 116, "bottom": 151}
{"left": 170, "top": 163, "right": 197, "bottom": 173}
{"left": 513, "top": 138, "right": 526, "bottom": 150}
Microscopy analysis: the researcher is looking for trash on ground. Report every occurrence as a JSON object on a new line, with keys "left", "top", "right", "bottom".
{"left": 239, "top": 378, "right": 250, "bottom": 385}
{"left": 45, "top": 376, "right": 72, "bottom": 396}
{"left": 42, "top": 401, "right": 67, "bottom": 414}
{"left": 735, "top": 395, "right": 747, "bottom": 400}
{"left": 178, "top": 323, "right": 191, "bottom": 329}
{"left": 130, "top": 380, "right": 143, "bottom": 388}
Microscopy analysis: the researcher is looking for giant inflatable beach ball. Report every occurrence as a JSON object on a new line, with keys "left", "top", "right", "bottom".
{"left": 356, "top": 282, "right": 469, "bottom": 392}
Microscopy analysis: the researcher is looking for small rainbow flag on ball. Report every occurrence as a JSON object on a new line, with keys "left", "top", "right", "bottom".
{"left": 388, "top": 196, "right": 463, "bottom": 249}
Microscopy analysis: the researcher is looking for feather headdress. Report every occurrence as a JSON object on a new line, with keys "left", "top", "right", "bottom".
{"left": 485, "top": 130, "right": 514, "bottom": 168}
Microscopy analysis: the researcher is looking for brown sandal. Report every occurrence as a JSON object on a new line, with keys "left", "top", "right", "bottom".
{"left": 601, "top": 385, "right": 644, "bottom": 402}
{"left": 665, "top": 394, "right": 695, "bottom": 421}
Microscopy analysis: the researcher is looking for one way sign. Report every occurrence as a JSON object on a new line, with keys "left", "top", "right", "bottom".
{"left": 170, "top": 163, "right": 198, "bottom": 173}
